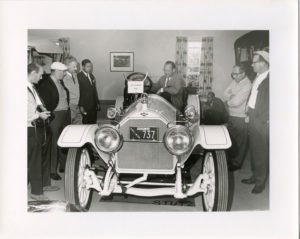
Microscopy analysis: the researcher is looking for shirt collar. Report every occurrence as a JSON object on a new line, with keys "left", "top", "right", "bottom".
{"left": 82, "top": 71, "right": 89, "bottom": 77}
{"left": 27, "top": 81, "right": 34, "bottom": 90}
{"left": 165, "top": 72, "right": 175, "bottom": 79}
{"left": 66, "top": 71, "right": 72, "bottom": 77}
{"left": 257, "top": 70, "right": 269, "bottom": 79}
{"left": 50, "top": 74, "right": 59, "bottom": 83}
{"left": 235, "top": 76, "right": 248, "bottom": 85}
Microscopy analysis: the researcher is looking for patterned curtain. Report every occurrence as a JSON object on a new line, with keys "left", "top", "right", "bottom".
{"left": 199, "top": 37, "right": 213, "bottom": 96}
{"left": 58, "top": 37, "right": 70, "bottom": 63}
{"left": 175, "top": 36, "right": 188, "bottom": 81}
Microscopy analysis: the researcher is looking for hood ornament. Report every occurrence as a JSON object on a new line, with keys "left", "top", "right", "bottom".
{"left": 140, "top": 111, "right": 148, "bottom": 117}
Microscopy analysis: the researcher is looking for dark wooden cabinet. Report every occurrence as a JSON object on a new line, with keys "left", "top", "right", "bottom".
{"left": 234, "top": 31, "right": 269, "bottom": 81}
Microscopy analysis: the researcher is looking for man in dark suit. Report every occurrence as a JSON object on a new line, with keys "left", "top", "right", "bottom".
{"left": 150, "top": 61, "right": 185, "bottom": 111}
{"left": 37, "top": 62, "right": 70, "bottom": 180}
{"left": 77, "top": 59, "right": 100, "bottom": 124}
{"left": 241, "top": 50, "right": 269, "bottom": 194}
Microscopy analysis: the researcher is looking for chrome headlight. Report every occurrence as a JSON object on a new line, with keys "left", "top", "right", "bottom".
{"left": 185, "top": 105, "right": 196, "bottom": 120}
{"left": 163, "top": 125, "right": 193, "bottom": 156}
{"left": 107, "top": 107, "right": 117, "bottom": 119}
{"left": 95, "top": 125, "right": 122, "bottom": 153}
{"left": 184, "top": 105, "right": 200, "bottom": 123}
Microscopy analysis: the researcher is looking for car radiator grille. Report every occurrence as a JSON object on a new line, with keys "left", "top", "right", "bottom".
{"left": 116, "top": 118, "right": 175, "bottom": 173}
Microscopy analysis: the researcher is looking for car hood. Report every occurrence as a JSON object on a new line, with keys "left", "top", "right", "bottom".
{"left": 120, "top": 94, "right": 177, "bottom": 123}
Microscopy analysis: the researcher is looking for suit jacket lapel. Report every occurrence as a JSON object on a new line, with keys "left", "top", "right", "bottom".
{"left": 90, "top": 74, "right": 96, "bottom": 87}
{"left": 85, "top": 72, "right": 94, "bottom": 86}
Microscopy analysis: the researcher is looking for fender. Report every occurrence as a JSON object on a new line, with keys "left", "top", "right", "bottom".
{"left": 191, "top": 124, "right": 232, "bottom": 150}
{"left": 57, "top": 124, "right": 110, "bottom": 163}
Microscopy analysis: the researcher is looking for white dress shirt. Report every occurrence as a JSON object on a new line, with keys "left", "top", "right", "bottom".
{"left": 27, "top": 82, "right": 43, "bottom": 105}
{"left": 247, "top": 70, "right": 269, "bottom": 109}
{"left": 27, "top": 82, "right": 43, "bottom": 127}
{"left": 82, "top": 71, "right": 93, "bottom": 85}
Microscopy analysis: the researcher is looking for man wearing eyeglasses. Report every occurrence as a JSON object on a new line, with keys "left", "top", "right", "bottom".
{"left": 241, "top": 50, "right": 269, "bottom": 194}
{"left": 224, "top": 64, "right": 252, "bottom": 171}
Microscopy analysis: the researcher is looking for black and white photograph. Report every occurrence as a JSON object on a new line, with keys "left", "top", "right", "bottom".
{"left": 0, "top": 1, "right": 298, "bottom": 239}
{"left": 26, "top": 29, "right": 270, "bottom": 212}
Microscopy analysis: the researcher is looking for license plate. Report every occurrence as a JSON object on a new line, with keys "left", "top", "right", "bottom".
{"left": 129, "top": 127, "right": 159, "bottom": 141}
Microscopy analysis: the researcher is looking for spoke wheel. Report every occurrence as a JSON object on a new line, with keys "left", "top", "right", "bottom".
{"left": 65, "top": 148, "right": 93, "bottom": 211}
{"left": 201, "top": 150, "right": 229, "bottom": 211}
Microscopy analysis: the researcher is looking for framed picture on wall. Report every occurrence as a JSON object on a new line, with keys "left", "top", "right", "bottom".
{"left": 110, "top": 52, "right": 134, "bottom": 72}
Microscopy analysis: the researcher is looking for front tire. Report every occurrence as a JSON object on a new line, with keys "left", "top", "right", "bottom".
{"left": 201, "top": 150, "right": 229, "bottom": 211}
{"left": 65, "top": 148, "right": 93, "bottom": 211}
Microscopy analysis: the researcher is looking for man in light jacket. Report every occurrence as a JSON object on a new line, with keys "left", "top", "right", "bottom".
{"left": 63, "top": 56, "right": 82, "bottom": 124}
{"left": 224, "top": 64, "right": 252, "bottom": 171}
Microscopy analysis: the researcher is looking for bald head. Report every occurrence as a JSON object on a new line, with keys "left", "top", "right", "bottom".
{"left": 231, "top": 64, "right": 246, "bottom": 82}
{"left": 64, "top": 56, "right": 78, "bottom": 74}
{"left": 27, "top": 63, "right": 43, "bottom": 84}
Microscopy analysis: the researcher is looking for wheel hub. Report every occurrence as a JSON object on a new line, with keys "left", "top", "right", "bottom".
{"left": 77, "top": 149, "right": 92, "bottom": 207}
{"left": 202, "top": 152, "right": 216, "bottom": 211}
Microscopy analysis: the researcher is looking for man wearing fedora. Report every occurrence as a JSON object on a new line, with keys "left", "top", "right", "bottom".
{"left": 241, "top": 50, "right": 269, "bottom": 194}
{"left": 37, "top": 62, "right": 71, "bottom": 180}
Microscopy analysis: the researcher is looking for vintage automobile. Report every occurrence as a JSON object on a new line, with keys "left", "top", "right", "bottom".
{"left": 58, "top": 72, "right": 232, "bottom": 211}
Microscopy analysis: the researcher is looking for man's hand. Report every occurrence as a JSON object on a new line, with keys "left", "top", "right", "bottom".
{"left": 79, "top": 106, "right": 87, "bottom": 115}
{"left": 156, "top": 88, "right": 163, "bottom": 94}
{"left": 39, "top": 111, "right": 51, "bottom": 120}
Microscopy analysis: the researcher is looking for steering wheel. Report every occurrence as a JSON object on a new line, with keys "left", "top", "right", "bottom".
{"left": 126, "top": 72, "right": 153, "bottom": 93}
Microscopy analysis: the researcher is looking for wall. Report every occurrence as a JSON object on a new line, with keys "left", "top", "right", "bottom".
{"left": 28, "top": 30, "right": 250, "bottom": 100}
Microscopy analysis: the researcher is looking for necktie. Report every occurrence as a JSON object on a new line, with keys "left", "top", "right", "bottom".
{"left": 87, "top": 73, "right": 92, "bottom": 85}
{"left": 71, "top": 74, "right": 75, "bottom": 84}
{"left": 165, "top": 77, "right": 169, "bottom": 87}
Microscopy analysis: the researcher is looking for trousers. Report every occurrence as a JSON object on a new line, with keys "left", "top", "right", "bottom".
{"left": 50, "top": 110, "right": 70, "bottom": 173}
{"left": 70, "top": 104, "right": 82, "bottom": 124}
{"left": 248, "top": 110, "right": 269, "bottom": 188}
{"left": 27, "top": 126, "right": 51, "bottom": 195}
{"left": 227, "top": 116, "right": 248, "bottom": 167}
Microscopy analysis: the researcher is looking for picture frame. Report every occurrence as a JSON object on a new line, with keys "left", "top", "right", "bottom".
{"left": 110, "top": 52, "right": 134, "bottom": 72}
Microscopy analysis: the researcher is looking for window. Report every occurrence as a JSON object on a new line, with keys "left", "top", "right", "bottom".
{"left": 186, "top": 41, "right": 202, "bottom": 87}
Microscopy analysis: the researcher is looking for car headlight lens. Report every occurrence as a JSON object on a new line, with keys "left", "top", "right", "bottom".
{"left": 164, "top": 125, "right": 193, "bottom": 156}
{"left": 95, "top": 125, "right": 122, "bottom": 153}
{"left": 107, "top": 107, "right": 117, "bottom": 119}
